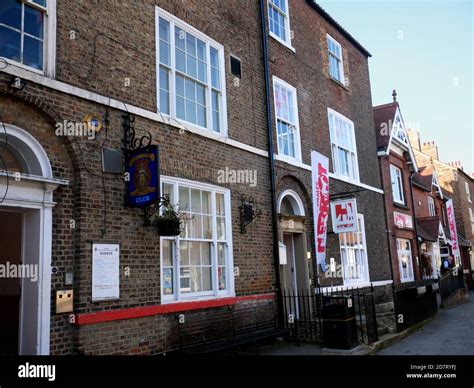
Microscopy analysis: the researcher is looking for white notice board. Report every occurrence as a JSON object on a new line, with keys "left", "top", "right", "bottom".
{"left": 92, "top": 243, "right": 120, "bottom": 302}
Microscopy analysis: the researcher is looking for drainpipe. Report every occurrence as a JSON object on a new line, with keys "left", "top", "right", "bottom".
{"left": 259, "top": 0, "right": 284, "bottom": 329}
{"left": 379, "top": 155, "right": 396, "bottom": 290}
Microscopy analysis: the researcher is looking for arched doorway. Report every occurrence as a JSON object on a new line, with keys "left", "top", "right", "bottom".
{"left": 277, "top": 190, "right": 310, "bottom": 296}
{"left": 0, "top": 124, "right": 67, "bottom": 355}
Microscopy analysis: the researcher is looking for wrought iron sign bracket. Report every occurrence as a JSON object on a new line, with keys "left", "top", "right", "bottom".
{"left": 239, "top": 194, "right": 262, "bottom": 234}
{"left": 143, "top": 195, "right": 171, "bottom": 227}
{"left": 122, "top": 113, "right": 152, "bottom": 151}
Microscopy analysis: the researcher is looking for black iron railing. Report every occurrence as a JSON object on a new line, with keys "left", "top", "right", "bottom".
{"left": 282, "top": 285, "right": 379, "bottom": 345}
{"left": 439, "top": 267, "right": 465, "bottom": 301}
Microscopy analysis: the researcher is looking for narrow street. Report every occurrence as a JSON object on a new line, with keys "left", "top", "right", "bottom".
{"left": 378, "top": 293, "right": 474, "bottom": 355}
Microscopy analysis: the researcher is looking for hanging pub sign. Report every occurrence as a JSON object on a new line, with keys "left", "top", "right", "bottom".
{"left": 124, "top": 145, "right": 160, "bottom": 208}
{"left": 330, "top": 198, "right": 358, "bottom": 233}
{"left": 311, "top": 150, "right": 330, "bottom": 272}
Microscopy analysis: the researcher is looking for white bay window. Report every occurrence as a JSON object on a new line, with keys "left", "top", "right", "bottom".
{"left": 339, "top": 214, "right": 369, "bottom": 284}
{"left": 156, "top": 7, "right": 226, "bottom": 134}
{"left": 328, "top": 108, "right": 359, "bottom": 181}
{"left": 397, "top": 238, "right": 414, "bottom": 282}
{"left": 160, "top": 177, "right": 233, "bottom": 302}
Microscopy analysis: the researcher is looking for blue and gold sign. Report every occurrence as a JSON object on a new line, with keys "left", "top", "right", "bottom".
{"left": 125, "top": 145, "right": 160, "bottom": 208}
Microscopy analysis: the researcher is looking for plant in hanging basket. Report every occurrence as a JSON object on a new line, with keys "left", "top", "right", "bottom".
{"left": 154, "top": 204, "right": 182, "bottom": 236}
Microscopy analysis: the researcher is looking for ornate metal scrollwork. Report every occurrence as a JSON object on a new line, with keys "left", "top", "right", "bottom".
{"left": 122, "top": 113, "right": 152, "bottom": 151}
{"left": 239, "top": 194, "right": 262, "bottom": 234}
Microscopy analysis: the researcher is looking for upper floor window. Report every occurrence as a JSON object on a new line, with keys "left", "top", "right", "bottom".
{"left": 0, "top": 0, "right": 54, "bottom": 73}
{"left": 469, "top": 208, "right": 474, "bottom": 234}
{"left": 390, "top": 164, "right": 404, "bottom": 205}
{"left": 339, "top": 214, "right": 369, "bottom": 284}
{"left": 465, "top": 181, "right": 471, "bottom": 203}
{"left": 328, "top": 108, "right": 359, "bottom": 181}
{"left": 160, "top": 177, "right": 234, "bottom": 302}
{"left": 273, "top": 77, "right": 301, "bottom": 161}
{"left": 428, "top": 196, "right": 436, "bottom": 217}
{"left": 156, "top": 7, "right": 227, "bottom": 134}
{"left": 327, "top": 34, "right": 345, "bottom": 84}
{"left": 268, "top": 0, "right": 292, "bottom": 48}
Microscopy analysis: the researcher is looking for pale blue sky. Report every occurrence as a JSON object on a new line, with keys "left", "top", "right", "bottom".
{"left": 317, "top": 0, "right": 473, "bottom": 173}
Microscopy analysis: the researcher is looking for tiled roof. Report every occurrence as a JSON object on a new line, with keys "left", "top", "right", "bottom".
{"left": 417, "top": 217, "right": 440, "bottom": 242}
{"left": 413, "top": 166, "right": 433, "bottom": 191}
{"left": 373, "top": 102, "right": 398, "bottom": 151}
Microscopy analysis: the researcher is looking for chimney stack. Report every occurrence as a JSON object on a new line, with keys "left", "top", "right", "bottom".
{"left": 407, "top": 129, "right": 421, "bottom": 151}
{"left": 421, "top": 140, "right": 439, "bottom": 160}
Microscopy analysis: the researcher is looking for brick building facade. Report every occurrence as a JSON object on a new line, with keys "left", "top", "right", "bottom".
{"left": 0, "top": 0, "right": 281, "bottom": 355}
{"left": 408, "top": 131, "right": 474, "bottom": 288}
{"left": 373, "top": 97, "right": 420, "bottom": 285}
{"left": 266, "top": 0, "right": 392, "bottom": 302}
{"left": 0, "top": 0, "right": 397, "bottom": 356}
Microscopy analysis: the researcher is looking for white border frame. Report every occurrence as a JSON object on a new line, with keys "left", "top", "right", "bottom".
{"left": 0, "top": 0, "right": 56, "bottom": 77}
{"left": 327, "top": 107, "right": 360, "bottom": 183}
{"left": 268, "top": 0, "right": 295, "bottom": 52}
{"left": 326, "top": 33, "right": 345, "bottom": 85}
{"left": 390, "top": 164, "right": 405, "bottom": 205}
{"left": 340, "top": 213, "right": 370, "bottom": 286}
{"left": 155, "top": 6, "right": 228, "bottom": 136}
{"left": 159, "top": 175, "right": 235, "bottom": 304}
{"left": 0, "top": 124, "right": 65, "bottom": 355}
{"left": 397, "top": 238, "right": 415, "bottom": 283}
{"left": 277, "top": 189, "right": 305, "bottom": 216}
{"left": 272, "top": 76, "right": 302, "bottom": 163}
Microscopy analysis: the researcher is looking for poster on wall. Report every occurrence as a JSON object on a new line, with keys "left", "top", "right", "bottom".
{"left": 446, "top": 199, "right": 460, "bottom": 260}
{"left": 394, "top": 211, "right": 413, "bottom": 229}
{"left": 330, "top": 198, "right": 358, "bottom": 233}
{"left": 92, "top": 243, "right": 120, "bottom": 302}
{"left": 311, "top": 150, "right": 330, "bottom": 272}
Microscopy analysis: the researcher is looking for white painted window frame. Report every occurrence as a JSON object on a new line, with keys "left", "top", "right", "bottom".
{"left": 0, "top": 0, "right": 56, "bottom": 77}
{"left": 326, "top": 34, "right": 345, "bottom": 85}
{"left": 390, "top": 164, "right": 405, "bottom": 205}
{"left": 469, "top": 207, "right": 474, "bottom": 234}
{"left": 272, "top": 76, "right": 302, "bottom": 162}
{"left": 159, "top": 176, "right": 234, "bottom": 303}
{"left": 327, "top": 108, "right": 360, "bottom": 182}
{"left": 339, "top": 214, "right": 370, "bottom": 285}
{"left": 465, "top": 181, "right": 471, "bottom": 203}
{"left": 428, "top": 196, "right": 436, "bottom": 217}
{"left": 397, "top": 238, "right": 415, "bottom": 283}
{"left": 155, "top": 6, "right": 228, "bottom": 136}
{"left": 268, "top": 0, "right": 294, "bottom": 51}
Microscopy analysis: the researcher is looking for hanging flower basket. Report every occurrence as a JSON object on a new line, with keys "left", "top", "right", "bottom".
{"left": 154, "top": 207, "right": 181, "bottom": 236}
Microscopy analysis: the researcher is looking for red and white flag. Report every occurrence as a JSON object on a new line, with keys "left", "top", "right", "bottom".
{"left": 311, "top": 150, "right": 330, "bottom": 270}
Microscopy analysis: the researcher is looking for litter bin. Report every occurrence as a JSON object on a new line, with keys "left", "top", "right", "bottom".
{"left": 322, "top": 295, "right": 357, "bottom": 349}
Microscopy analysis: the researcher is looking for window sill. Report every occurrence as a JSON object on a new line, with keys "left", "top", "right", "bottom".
{"left": 329, "top": 75, "right": 349, "bottom": 91}
{"left": 1, "top": 57, "right": 45, "bottom": 76}
{"left": 269, "top": 32, "right": 295, "bottom": 53}
{"left": 393, "top": 202, "right": 410, "bottom": 210}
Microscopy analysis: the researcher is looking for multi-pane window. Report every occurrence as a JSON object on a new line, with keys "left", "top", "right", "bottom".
{"left": 328, "top": 109, "right": 359, "bottom": 180}
{"left": 465, "top": 181, "right": 471, "bottom": 203}
{"left": 390, "top": 164, "right": 404, "bottom": 204}
{"left": 273, "top": 78, "right": 300, "bottom": 160}
{"left": 339, "top": 214, "right": 368, "bottom": 283}
{"left": 268, "top": 0, "right": 291, "bottom": 46}
{"left": 0, "top": 0, "right": 47, "bottom": 71}
{"left": 160, "top": 178, "right": 233, "bottom": 302}
{"left": 397, "top": 239, "right": 414, "bottom": 282}
{"left": 157, "top": 8, "right": 225, "bottom": 134}
{"left": 428, "top": 197, "right": 436, "bottom": 217}
{"left": 327, "top": 34, "right": 345, "bottom": 84}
